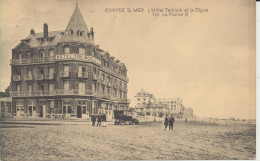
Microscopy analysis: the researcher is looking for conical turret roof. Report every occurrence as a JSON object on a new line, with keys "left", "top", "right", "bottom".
{"left": 60, "top": 4, "right": 94, "bottom": 44}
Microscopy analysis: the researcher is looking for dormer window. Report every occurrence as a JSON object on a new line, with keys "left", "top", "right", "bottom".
{"left": 77, "top": 30, "right": 84, "bottom": 36}
{"left": 66, "top": 29, "right": 73, "bottom": 36}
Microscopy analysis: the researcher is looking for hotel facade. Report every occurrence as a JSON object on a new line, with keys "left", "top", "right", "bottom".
{"left": 9, "top": 4, "right": 129, "bottom": 119}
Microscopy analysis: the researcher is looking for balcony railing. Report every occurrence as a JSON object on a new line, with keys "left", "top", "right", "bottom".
{"left": 36, "top": 74, "right": 44, "bottom": 80}
{"left": 45, "top": 73, "right": 54, "bottom": 80}
{"left": 24, "top": 75, "right": 33, "bottom": 81}
{"left": 78, "top": 72, "right": 88, "bottom": 78}
{"left": 55, "top": 89, "right": 93, "bottom": 96}
{"left": 10, "top": 90, "right": 55, "bottom": 97}
{"left": 10, "top": 89, "right": 123, "bottom": 98}
{"left": 101, "top": 94, "right": 111, "bottom": 99}
{"left": 13, "top": 75, "right": 21, "bottom": 81}
{"left": 60, "top": 71, "right": 70, "bottom": 78}
{"left": 10, "top": 57, "right": 55, "bottom": 65}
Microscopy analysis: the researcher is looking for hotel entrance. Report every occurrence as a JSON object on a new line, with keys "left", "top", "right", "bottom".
{"left": 77, "top": 101, "right": 88, "bottom": 118}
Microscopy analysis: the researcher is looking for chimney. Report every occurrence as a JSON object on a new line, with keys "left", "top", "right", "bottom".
{"left": 90, "top": 27, "right": 94, "bottom": 40}
{"left": 30, "top": 29, "right": 35, "bottom": 35}
{"left": 44, "top": 23, "right": 48, "bottom": 39}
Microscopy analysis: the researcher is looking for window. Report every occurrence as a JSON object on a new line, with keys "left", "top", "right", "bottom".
{"left": 143, "top": 98, "right": 146, "bottom": 101}
{"left": 83, "top": 106, "right": 86, "bottom": 114}
{"left": 67, "top": 29, "right": 73, "bottom": 35}
{"left": 49, "top": 83, "right": 54, "bottom": 91}
{"left": 64, "top": 46, "right": 70, "bottom": 54}
{"left": 17, "top": 84, "right": 21, "bottom": 92}
{"left": 138, "top": 98, "right": 140, "bottom": 101}
{"left": 114, "top": 90, "right": 117, "bottom": 97}
{"left": 49, "top": 68, "right": 54, "bottom": 75}
{"left": 27, "top": 53, "right": 32, "bottom": 59}
{"left": 39, "top": 51, "right": 44, "bottom": 61}
{"left": 64, "top": 81, "right": 69, "bottom": 90}
{"left": 79, "top": 47, "right": 85, "bottom": 55}
{"left": 49, "top": 50, "right": 54, "bottom": 58}
{"left": 64, "top": 65, "right": 69, "bottom": 72}
{"left": 77, "top": 30, "right": 83, "bottom": 36}
{"left": 28, "top": 84, "right": 32, "bottom": 91}
{"left": 16, "top": 102, "right": 24, "bottom": 114}
{"left": 102, "top": 87, "right": 105, "bottom": 95}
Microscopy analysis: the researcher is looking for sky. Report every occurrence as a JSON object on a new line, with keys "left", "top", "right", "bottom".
{"left": 0, "top": 0, "right": 256, "bottom": 119}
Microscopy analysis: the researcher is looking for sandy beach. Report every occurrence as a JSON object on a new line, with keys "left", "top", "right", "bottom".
{"left": 0, "top": 119, "right": 256, "bottom": 160}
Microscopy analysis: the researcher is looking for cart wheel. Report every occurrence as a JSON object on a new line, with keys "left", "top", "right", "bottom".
{"left": 135, "top": 120, "right": 139, "bottom": 125}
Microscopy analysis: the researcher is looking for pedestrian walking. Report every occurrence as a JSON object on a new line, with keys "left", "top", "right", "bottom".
{"left": 97, "top": 113, "right": 102, "bottom": 127}
{"left": 91, "top": 115, "right": 96, "bottom": 127}
{"left": 169, "top": 115, "right": 174, "bottom": 130}
{"left": 164, "top": 115, "right": 169, "bottom": 131}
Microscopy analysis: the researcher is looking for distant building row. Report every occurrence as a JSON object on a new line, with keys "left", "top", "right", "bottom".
{"left": 132, "top": 89, "right": 193, "bottom": 118}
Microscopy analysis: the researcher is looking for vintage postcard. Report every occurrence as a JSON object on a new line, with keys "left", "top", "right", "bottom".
{"left": 0, "top": 0, "right": 256, "bottom": 160}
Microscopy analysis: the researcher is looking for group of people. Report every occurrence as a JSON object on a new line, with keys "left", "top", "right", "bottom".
{"left": 91, "top": 113, "right": 106, "bottom": 127}
{"left": 164, "top": 115, "right": 175, "bottom": 131}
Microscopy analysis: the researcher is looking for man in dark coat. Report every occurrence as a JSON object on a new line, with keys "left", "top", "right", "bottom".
{"left": 102, "top": 113, "right": 106, "bottom": 122}
{"left": 164, "top": 115, "right": 169, "bottom": 131}
{"left": 91, "top": 115, "right": 96, "bottom": 127}
{"left": 97, "top": 113, "right": 102, "bottom": 127}
{"left": 169, "top": 115, "right": 175, "bottom": 130}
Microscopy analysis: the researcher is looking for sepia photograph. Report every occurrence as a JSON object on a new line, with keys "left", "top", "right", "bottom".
{"left": 0, "top": 0, "right": 256, "bottom": 160}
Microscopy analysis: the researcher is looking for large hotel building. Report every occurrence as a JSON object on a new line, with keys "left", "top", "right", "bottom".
{"left": 9, "top": 4, "right": 129, "bottom": 119}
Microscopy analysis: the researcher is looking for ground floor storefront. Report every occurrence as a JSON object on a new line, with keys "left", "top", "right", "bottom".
{"left": 12, "top": 97, "right": 129, "bottom": 120}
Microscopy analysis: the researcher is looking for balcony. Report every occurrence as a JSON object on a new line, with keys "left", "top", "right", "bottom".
{"left": 119, "top": 98, "right": 131, "bottom": 104}
{"left": 13, "top": 75, "right": 21, "bottom": 81}
{"left": 45, "top": 73, "right": 54, "bottom": 80}
{"left": 10, "top": 89, "right": 103, "bottom": 97}
{"left": 24, "top": 75, "right": 33, "bottom": 81}
{"left": 10, "top": 59, "right": 32, "bottom": 65}
{"left": 78, "top": 72, "right": 88, "bottom": 78}
{"left": 36, "top": 74, "right": 44, "bottom": 80}
{"left": 101, "top": 94, "right": 111, "bottom": 99}
{"left": 10, "top": 90, "right": 55, "bottom": 97}
{"left": 10, "top": 57, "right": 55, "bottom": 65}
{"left": 60, "top": 71, "right": 70, "bottom": 78}
{"left": 55, "top": 89, "right": 91, "bottom": 95}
